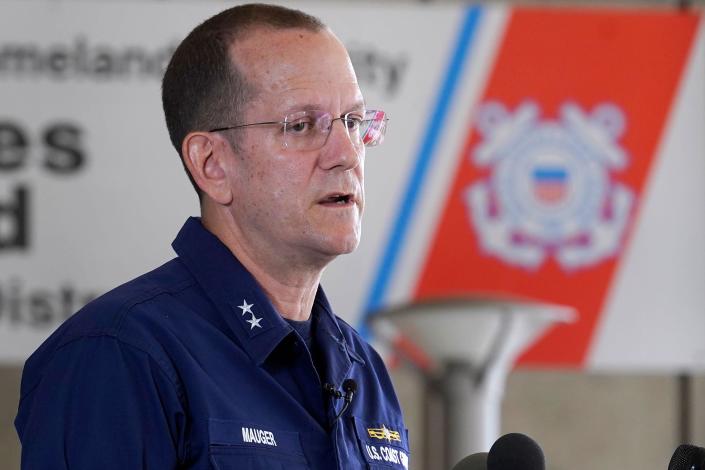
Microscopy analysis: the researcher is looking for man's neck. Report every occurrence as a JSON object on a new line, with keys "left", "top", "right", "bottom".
{"left": 202, "top": 211, "right": 326, "bottom": 321}
{"left": 244, "top": 265, "right": 320, "bottom": 321}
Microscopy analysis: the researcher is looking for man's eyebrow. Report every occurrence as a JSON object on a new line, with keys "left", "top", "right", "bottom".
{"left": 345, "top": 100, "right": 367, "bottom": 113}
{"left": 279, "top": 103, "right": 322, "bottom": 114}
{"left": 280, "top": 99, "right": 367, "bottom": 115}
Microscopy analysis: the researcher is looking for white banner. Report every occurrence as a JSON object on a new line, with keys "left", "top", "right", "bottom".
{"left": 0, "top": 1, "right": 461, "bottom": 361}
{"left": 1, "top": 1, "right": 704, "bottom": 371}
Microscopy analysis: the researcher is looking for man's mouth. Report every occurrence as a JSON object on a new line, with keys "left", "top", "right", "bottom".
{"left": 319, "top": 193, "right": 354, "bottom": 206}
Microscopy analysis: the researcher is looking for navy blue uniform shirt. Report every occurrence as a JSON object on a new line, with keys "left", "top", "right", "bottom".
{"left": 15, "top": 217, "right": 409, "bottom": 469}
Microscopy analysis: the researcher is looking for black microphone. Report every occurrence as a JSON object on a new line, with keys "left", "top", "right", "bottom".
{"left": 324, "top": 379, "right": 357, "bottom": 422}
{"left": 451, "top": 433, "right": 544, "bottom": 470}
{"left": 342, "top": 378, "right": 357, "bottom": 404}
{"left": 669, "top": 444, "right": 705, "bottom": 470}
{"left": 324, "top": 382, "right": 343, "bottom": 399}
{"left": 488, "top": 432, "right": 544, "bottom": 470}
{"left": 451, "top": 452, "right": 487, "bottom": 470}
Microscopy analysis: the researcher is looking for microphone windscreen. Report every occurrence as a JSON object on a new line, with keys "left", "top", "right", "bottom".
{"left": 451, "top": 452, "right": 488, "bottom": 470}
{"left": 668, "top": 444, "right": 705, "bottom": 470}
{"left": 487, "top": 433, "right": 545, "bottom": 470}
{"left": 342, "top": 379, "right": 357, "bottom": 393}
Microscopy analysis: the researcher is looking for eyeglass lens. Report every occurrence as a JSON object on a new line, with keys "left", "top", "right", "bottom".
{"left": 282, "top": 110, "right": 387, "bottom": 151}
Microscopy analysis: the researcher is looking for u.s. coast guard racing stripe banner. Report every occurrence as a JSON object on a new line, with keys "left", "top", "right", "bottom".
{"left": 418, "top": 8, "right": 702, "bottom": 368}
{"left": 362, "top": 6, "right": 705, "bottom": 371}
{"left": 1, "top": 2, "right": 704, "bottom": 371}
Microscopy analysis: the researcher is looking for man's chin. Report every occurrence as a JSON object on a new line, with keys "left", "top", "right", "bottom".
{"left": 328, "top": 239, "right": 360, "bottom": 257}
{"left": 312, "top": 233, "right": 361, "bottom": 260}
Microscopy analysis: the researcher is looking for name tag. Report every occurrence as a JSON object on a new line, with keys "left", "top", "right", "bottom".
{"left": 208, "top": 419, "right": 303, "bottom": 456}
{"left": 241, "top": 426, "right": 277, "bottom": 447}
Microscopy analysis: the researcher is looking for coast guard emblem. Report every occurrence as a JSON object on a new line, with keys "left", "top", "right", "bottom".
{"left": 466, "top": 101, "right": 634, "bottom": 270}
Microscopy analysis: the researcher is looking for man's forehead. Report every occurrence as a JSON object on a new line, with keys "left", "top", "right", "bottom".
{"left": 230, "top": 27, "right": 362, "bottom": 113}
{"left": 230, "top": 26, "right": 351, "bottom": 72}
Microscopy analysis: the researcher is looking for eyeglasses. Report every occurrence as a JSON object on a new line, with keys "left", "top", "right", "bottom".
{"left": 209, "top": 109, "right": 388, "bottom": 152}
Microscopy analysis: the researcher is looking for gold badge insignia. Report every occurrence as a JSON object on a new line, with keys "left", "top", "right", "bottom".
{"left": 367, "top": 425, "right": 401, "bottom": 443}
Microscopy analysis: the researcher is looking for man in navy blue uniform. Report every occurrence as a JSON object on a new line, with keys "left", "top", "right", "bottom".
{"left": 15, "top": 4, "right": 409, "bottom": 469}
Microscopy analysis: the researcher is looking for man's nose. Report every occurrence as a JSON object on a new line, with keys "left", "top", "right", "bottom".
{"left": 319, "top": 119, "right": 362, "bottom": 170}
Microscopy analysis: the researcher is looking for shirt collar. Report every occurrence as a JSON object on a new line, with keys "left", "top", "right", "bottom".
{"left": 171, "top": 217, "right": 362, "bottom": 370}
{"left": 313, "top": 288, "right": 366, "bottom": 385}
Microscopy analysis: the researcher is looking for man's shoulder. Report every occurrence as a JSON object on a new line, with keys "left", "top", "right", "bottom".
{"left": 21, "top": 258, "right": 195, "bottom": 384}
{"left": 66, "top": 258, "right": 193, "bottom": 337}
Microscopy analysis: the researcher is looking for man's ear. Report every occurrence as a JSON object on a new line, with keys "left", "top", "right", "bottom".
{"left": 181, "top": 131, "right": 234, "bottom": 205}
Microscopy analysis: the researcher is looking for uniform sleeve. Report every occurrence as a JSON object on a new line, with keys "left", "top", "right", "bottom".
{"left": 16, "top": 335, "right": 186, "bottom": 469}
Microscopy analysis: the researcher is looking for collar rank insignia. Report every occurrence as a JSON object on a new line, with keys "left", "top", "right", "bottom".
{"left": 368, "top": 425, "right": 401, "bottom": 443}
{"left": 236, "top": 299, "right": 263, "bottom": 330}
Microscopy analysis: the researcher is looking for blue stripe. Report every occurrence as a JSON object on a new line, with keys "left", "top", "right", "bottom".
{"left": 359, "top": 6, "right": 484, "bottom": 337}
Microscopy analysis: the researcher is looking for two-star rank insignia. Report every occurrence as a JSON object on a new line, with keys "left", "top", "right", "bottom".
{"left": 236, "top": 299, "right": 263, "bottom": 330}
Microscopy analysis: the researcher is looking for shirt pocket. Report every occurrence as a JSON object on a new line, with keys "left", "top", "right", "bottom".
{"left": 208, "top": 418, "right": 309, "bottom": 470}
{"left": 351, "top": 416, "right": 411, "bottom": 470}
